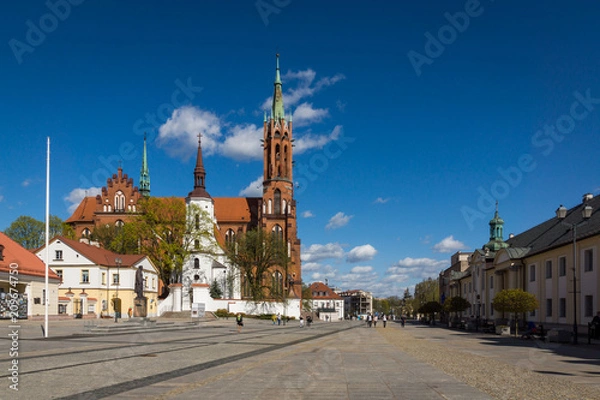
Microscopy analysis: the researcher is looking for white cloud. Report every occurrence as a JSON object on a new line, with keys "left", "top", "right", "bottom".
{"left": 336, "top": 100, "right": 346, "bottom": 112}
{"left": 292, "top": 102, "right": 328, "bottom": 127}
{"left": 350, "top": 265, "right": 373, "bottom": 274}
{"left": 373, "top": 197, "right": 389, "bottom": 204}
{"left": 302, "top": 210, "right": 314, "bottom": 218}
{"left": 301, "top": 243, "right": 345, "bottom": 262}
{"left": 238, "top": 176, "right": 263, "bottom": 197}
{"left": 0, "top": 195, "right": 4, "bottom": 202}
{"left": 387, "top": 257, "right": 448, "bottom": 281}
{"left": 294, "top": 125, "right": 342, "bottom": 155}
{"left": 311, "top": 265, "right": 337, "bottom": 281}
{"left": 346, "top": 244, "right": 377, "bottom": 263}
{"left": 21, "top": 179, "right": 32, "bottom": 187}
{"left": 420, "top": 235, "right": 432, "bottom": 245}
{"left": 326, "top": 211, "right": 352, "bottom": 230}
{"left": 302, "top": 262, "right": 322, "bottom": 271}
{"left": 261, "top": 69, "right": 345, "bottom": 111}
{"left": 64, "top": 187, "right": 102, "bottom": 214}
{"left": 219, "top": 124, "right": 263, "bottom": 161}
{"left": 432, "top": 235, "right": 467, "bottom": 253}
{"left": 157, "top": 106, "right": 222, "bottom": 161}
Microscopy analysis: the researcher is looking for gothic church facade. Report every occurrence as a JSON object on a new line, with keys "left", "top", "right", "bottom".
{"left": 67, "top": 55, "right": 302, "bottom": 317}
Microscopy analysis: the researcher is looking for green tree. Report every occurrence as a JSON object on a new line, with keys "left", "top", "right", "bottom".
{"left": 91, "top": 223, "right": 139, "bottom": 254}
{"left": 418, "top": 301, "right": 443, "bottom": 322}
{"left": 129, "top": 197, "right": 211, "bottom": 292}
{"left": 413, "top": 277, "right": 439, "bottom": 317}
{"left": 301, "top": 283, "right": 313, "bottom": 314}
{"left": 224, "top": 228, "right": 288, "bottom": 304}
{"left": 493, "top": 289, "right": 539, "bottom": 336}
{"left": 4, "top": 215, "right": 67, "bottom": 249}
{"left": 209, "top": 279, "right": 223, "bottom": 299}
{"left": 444, "top": 296, "right": 471, "bottom": 319}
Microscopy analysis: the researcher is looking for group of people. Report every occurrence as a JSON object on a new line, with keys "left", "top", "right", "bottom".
{"left": 365, "top": 313, "right": 406, "bottom": 328}
{"left": 366, "top": 313, "right": 388, "bottom": 328}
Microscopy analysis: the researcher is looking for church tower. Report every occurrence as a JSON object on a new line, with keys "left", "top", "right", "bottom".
{"left": 261, "top": 54, "right": 301, "bottom": 298}
{"left": 484, "top": 202, "right": 509, "bottom": 252}
{"left": 139, "top": 133, "right": 151, "bottom": 197}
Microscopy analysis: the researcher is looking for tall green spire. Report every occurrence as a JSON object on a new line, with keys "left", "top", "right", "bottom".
{"left": 139, "top": 133, "right": 150, "bottom": 197}
{"left": 272, "top": 53, "right": 285, "bottom": 120}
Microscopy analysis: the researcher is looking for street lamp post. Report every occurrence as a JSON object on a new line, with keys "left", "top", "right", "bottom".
{"left": 115, "top": 257, "right": 122, "bottom": 323}
{"left": 556, "top": 203, "right": 593, "bottom": 344}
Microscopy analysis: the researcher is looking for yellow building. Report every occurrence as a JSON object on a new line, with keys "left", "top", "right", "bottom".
{"left": 36, "top": 236, "right": 159, "bottom": 318}
{"left": 448, "top": 194, "right": 599, "bottom": 337}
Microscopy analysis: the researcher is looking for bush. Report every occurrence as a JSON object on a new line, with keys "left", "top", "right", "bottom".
{"left": 214, "top": 309, "right": 232, "bottom": 318}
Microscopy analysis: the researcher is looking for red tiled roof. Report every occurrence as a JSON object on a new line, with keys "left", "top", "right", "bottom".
{"left": 48, "top": 236, "right": 145, "bottom": 267}
{"left": 214, "top": 197, "right": 259, "bottom": 222}
{"left": 65, "top": 196, "right": 97, "bottom": 223}
{"left": 308, "top": 281, "right": 342, "bottom": 300}
{"left": 0, "top": 232, "right": 60, "bottom": 280}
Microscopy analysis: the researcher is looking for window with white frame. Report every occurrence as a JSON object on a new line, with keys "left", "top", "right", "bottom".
{"left": 559, "top": 256, "right": 566, "bottom": 277}
{"left": 584, "top": 249, "right": 594, "bottom": 272}
{"left": 55, "top": 250, "right": 63, "bottom": 260}
{"left": 559, "top": 298, "right": 566, "bottom": 318}
{"left": 545, "top": 260, "right": 552, "bottom": 279}
{"left": 585, "top": 295, "right": 593, "bottom": 317}
{"left": 81, "top": 269, "right": 89, "bottom": 283}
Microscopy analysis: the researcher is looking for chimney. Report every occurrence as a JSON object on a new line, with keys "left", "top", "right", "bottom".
{"left": 583, "top": 193, "right": 593, "bottom": 203}
{"left": 509, "top": 233, "right": 514, "bottom": 239}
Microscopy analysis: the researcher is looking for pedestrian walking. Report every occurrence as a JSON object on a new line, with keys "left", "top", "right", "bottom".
{"left": 373, "top": 314, "right": 378, "bottom": 328}
{"left": 236, "top": 313, "right": 244, "bottom": 333}
{"left": 299, "top": 316, "right": 305, "bottom": 327}
{"left": 367, "top": 313, "right": 372, "bottom": 327}
{"left": 277, "top": 313, "right": 282, "bottom": 326}
{"left": 382, "top": 314, "right": 387, "bottom": 328}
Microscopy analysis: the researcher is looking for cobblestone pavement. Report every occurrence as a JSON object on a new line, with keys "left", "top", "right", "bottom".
{"left": 1, "top": 318, "right": 599, "bottom": 399}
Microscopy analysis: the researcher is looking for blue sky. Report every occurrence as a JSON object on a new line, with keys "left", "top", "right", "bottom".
{"left": 2, "top": 0, "right": 600, "bottom": 297}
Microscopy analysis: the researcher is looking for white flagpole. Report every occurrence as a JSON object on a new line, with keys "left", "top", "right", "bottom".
{"left": 45, "top": 137, "right": 50, "bottom": 338}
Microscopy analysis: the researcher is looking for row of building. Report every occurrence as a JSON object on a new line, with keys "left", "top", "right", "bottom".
{"left": 439, "top": 195, "right": 600, "bottom": 334}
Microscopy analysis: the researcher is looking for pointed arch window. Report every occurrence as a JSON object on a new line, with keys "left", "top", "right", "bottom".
{"left": 272, "top": 271, "right": 283, "bottom": 297}
{"left": 114, "top": 191, "right": 125, "bottom": 212}
{"left": 242, "top": 277, "right": 251, "bottom": 298}
{"left": 115, "top": 220, "right": 124, "bottom": 229}
{"left": 194, "top": 258, "right": 200, "bottom": 269}
{"left": 272, "top": 224, "right": 283, "bottom": 241}
{"left": 225, "top": 229, "right": 235, "bottom": 246}
{"left": 274, "top": 189, "right": 281, "bottom": 214}
{"left": 268, "top": 199, "right": 272, "bottom": 214}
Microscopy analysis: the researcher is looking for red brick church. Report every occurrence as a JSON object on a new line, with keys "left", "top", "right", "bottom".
{"left": 66, "top": 55, "right": 302, "bottom": 308}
